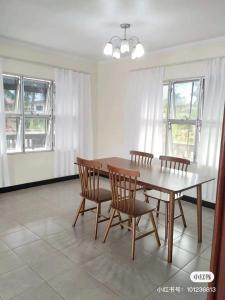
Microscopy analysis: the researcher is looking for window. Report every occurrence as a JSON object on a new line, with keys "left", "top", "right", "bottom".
{"left": 163, "top": 78, "right": 204, "bottom": 162}
{"left": 3, "top": 74, "right": 54, "bottom": 153}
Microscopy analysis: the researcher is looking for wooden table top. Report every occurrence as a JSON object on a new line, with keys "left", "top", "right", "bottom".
{"left": 96, "top": 157, "right": 215, "bottom": 193}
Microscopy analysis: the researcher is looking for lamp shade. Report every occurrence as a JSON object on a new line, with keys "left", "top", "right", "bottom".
{"left": 112, "top": 47, "right": 121, "bottom": 59}
{"left": 131, "top": 47, "right": 137, "bottom": 59}
{"left": 120, "top": 40, "right": 130, "bottom": 54}
{"left": 135, "top": 43, "right": 144, "bottom": 57}
{"left": 103, "top": 42, "right": 113, "bottom": 55}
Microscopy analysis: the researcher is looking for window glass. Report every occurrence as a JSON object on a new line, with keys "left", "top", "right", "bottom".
{"left": 24, "top": 79, "right": 51, "bottom": 114}
{"left": 168, "top": 124, "right": 196, "bottom": 161}
{"left": 24, "top": 118, "right": 52, "bottom": 151}
{"left": 170, "top": 80, "right": 200, "bottom": 120}
{"left": 3, "top": 76, "right": 20, "bottom": 113}
{"left": 163, "top": 84, "right": 169, "bottom": 119}
{"left": 5, "top": 117, "right": 22, "bottom": 152}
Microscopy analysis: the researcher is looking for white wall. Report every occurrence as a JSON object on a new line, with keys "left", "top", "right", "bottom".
{"left": 0, "top": 38, "right": 98, "bottom": 185}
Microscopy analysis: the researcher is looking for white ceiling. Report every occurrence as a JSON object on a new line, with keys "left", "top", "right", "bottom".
{"left": 1, "top": 0, "right": 225, "bottom": 61}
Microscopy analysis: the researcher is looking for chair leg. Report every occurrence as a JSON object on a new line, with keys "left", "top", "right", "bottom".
{"left": 103, "top": 208, "right": 116, "bottom": 243}
{"left": 165, "top": 203, "right": 169, "bottom": 241}
{"left": 150, "top": 212, "right": 161, "bottom": 246}
{"left": 132, "top": 217, "right": 136, "bottom": 260}
{"left": 145, "top": 194, "right": 149, "bottom": 203}
{"left": 156, "top": 199, "right": 161, "bottom": 218}
{"left": 73, "top": 198, "right": 85, "bottom": 227}
{"left": 81, "top": 198, "right": 85, "bottom": 216}
{"left": 177, "top": 199, "right": 187, "bottom": 227}
{"left": 128, "top": 216, "right": 132, "bottom": 231}
{"left": 94, "top": 203, "right": 100, "bottom": 240}
{"left": 117, "top": 212, "right": 124, "bottom": 229}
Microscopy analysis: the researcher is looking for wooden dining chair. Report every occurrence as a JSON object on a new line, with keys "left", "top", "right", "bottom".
{"left": 73, "top": 157, "right": 121, "bottom": 240}
{"left": 130, "top": 150, "right": 153, "bottom": 166}
{"left": 103, "top": 164, "right": 160, "bottom": 260}
{"left": 144, "top": 155, "right": 190, "bottom": 240}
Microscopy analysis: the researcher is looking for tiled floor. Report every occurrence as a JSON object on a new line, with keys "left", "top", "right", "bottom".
{"left": 0, "top": 179, "right": 214, "bottom": 300}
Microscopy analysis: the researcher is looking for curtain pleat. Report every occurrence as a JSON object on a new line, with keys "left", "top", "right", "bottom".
{"left": 54, "top": 68, "right": 93, "bottom": 177}
{"left": 125, "top": 67, "right": 164, "bottom": 156}
{"left": 197, "top": 57, "right": 225, "bottom": 202}
{"left": 0, "top": 58, "right": 10, "bottom": 187}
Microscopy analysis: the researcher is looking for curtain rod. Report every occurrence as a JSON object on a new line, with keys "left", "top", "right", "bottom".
{"left": 0, "top": 55, "right": 91, "bottom": 75}
{"left": 130, "top": 54, "right": 225, "bottom": 72}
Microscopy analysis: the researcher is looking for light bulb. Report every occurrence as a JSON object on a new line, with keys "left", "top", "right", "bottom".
{"left": 135, "top": 43, "right": 144, "bottom": 57}
{"left": 120, "top": 39, "right": 130, "bottom": 54}
{"left": 103, "top": 42, "right": 113, "bottom": 56}
{"left": 112, "top": 47, "right": 120, "bottom": 59}
{"left": 131, "top": 47, "right": 137, "bottom": 59}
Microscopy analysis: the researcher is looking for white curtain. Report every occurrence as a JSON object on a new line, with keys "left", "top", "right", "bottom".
{"left": 197, "top": 57, "right": 225, "bottom": 202}
{"left": 54, "top": 68, "right": 93, "bottom": 177}
{"left": 0, "top": 58, "right": 10, "bottom": 187}
{"left": 125, "top": 67, "right": 164, "bottom": 157}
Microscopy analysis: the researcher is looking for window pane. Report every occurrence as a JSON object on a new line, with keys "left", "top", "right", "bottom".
{"left": 163, "top": 84, "right": 169, "bottom": 119}
{"left": 5, "top": 117, "right": 22, "bottom": 152}
{"left": 170, "top": 80, "right": 200, "bottom": 120}
{"left": 25, "top": 118, "right": 51, "bottom": 151}
{"left": 24, "top": 79, "right": 51, "bottom": 114}
{"left": 3, "top": 76, "right": 20, "bottom": 113}
{"left": 168, "top": 124, "right": 196, "bottom": 161}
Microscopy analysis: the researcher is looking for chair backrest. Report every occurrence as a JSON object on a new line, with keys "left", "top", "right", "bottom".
{"left": 130, "top": 150, "right": 153, "bottom": 166}
{"left": 107, "top": 164, "right": 140, "bottom": 213}
{"left": 159, "top": 155, "right": 190, "bottom": 171}
{"left": 77, "top": 157, "right": 101, "bottom": 201}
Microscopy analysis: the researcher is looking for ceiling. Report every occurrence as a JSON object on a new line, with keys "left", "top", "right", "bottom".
{"left": 1, "top": 0, "right": 225, "bottom": 61}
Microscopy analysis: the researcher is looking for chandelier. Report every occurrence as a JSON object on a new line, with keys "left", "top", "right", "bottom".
{"left": 103, "top": 24, "right": 145, "bottom": 59}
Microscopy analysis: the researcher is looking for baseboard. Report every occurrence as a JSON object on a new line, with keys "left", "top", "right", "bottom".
{"left": 182, "top": 195, "right": 215, "bottom": 209}
{"left": 0, "top": 174, "right": 79, "bottom": 193}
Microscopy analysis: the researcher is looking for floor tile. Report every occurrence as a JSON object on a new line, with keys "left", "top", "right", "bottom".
{"left": 24, "top": 218, "right": 65, "bottom": 238}
{"left": 49, "top": 267, "right": 122, "bottom": 300}
{"left": 1, "top": 228, "right": 40, "bottom": 249}
{"left": 30, "top": 250, "right": 75, "bottom": 280}
{"left": 0, "top": 241, "right": 10, "bottom": 253}
{"left": 0, "top": 251, "right": 24, "bottom": 275}
{"left": 199, "top": 246, "right": 212, "bottom": 260}
{"left": 183, "top": 256, "right": 210, "bottom": 274}
{"left": 173, "top": 234, "right": 209, "bottom": 255}
{"left": 11, "top": 282, "right": 63, "bottom": 300}
{"left": 150, "top": 244, "right": 196, "bottom": 269}
{"left": 0, "top": 266, "right": 43, "bottom": 300}
{"left": 13, "top": 240, "right": 56, "bottom": 265}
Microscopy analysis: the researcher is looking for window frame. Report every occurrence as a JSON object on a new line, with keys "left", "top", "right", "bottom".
{"left": 163, "top": 77, "right": 205, "bottom": 163}
{"left": 3, "top": 73, "right": 55, "bottom": 154}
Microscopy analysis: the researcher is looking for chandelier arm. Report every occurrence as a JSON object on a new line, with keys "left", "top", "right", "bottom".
{"left": 109, "top": 36, "right": 122, "bottom": 43}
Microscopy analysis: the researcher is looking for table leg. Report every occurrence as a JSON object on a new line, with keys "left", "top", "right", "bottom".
{"left": 168, "top": 192, "right": 175, "bottom": 263}
{"left": 197, "top": 184, "right": 202, "bottom": 243}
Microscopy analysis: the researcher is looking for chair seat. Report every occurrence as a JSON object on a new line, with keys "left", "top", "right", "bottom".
{"left": 112, "top": 199, "right": 156, "bottom": 217}
{"left": 144, "top": 190, "right": 183, "bottom": 202}
{"left": 80, "top": 188, "right": 112, "bottom": 203}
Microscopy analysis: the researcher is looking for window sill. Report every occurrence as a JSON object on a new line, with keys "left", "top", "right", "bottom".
{"left": 7, "top": 150, "right": 54, "bottom": 155}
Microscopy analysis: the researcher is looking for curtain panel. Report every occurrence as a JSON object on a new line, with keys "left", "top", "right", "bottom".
{"left": 125, "top": 67, "right": 164, "bottom": 157}
{"left": 54, "top": 68, "right": 93, "bottom": 177}
{"left": 0, "top": 58, "right": 10, "bottom": 187}
{"left": 197, "top": 57, "right": 225, "bottom": 202}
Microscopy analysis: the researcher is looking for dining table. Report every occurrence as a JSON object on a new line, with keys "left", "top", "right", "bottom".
{"left": 95, "top": 157, "right": 215, "bottom": 263}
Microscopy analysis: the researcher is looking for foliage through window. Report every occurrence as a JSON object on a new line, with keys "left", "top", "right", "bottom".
{"left": 3, "top": 74, "right": 54, "bottom": 153}
{"left": 163, "top": 78, "right": 204, "bottom": 162}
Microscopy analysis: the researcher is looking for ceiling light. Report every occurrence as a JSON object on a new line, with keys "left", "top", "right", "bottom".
{"left": 112, "top": 47, "right": 121, "bottom": 59}
{"left": 103, "top": 24, "right": 144, "bottom": 59}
